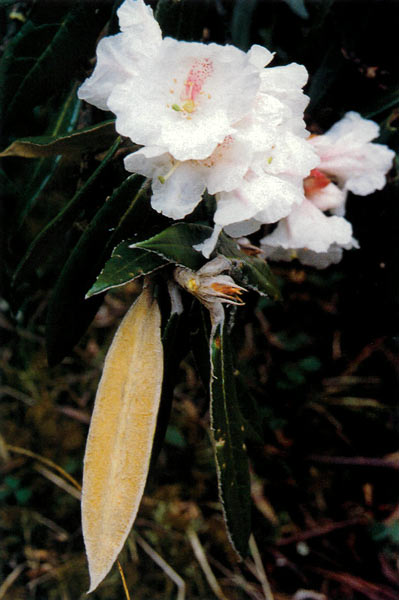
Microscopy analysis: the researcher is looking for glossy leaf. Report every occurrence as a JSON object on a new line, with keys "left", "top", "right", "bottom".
{"left": 134, "top": 223, "right": 211, "bottom": 271}
{"left": 86, "top": 241, "right": 166, "bottom": 298}
{"left": 210, "top": 321, "right": 251, "bottom": 557}
{"left": 216, "top": 234, "right": 281, "bottom": 300}
{"left": 0, "top": 121, "right": 117, "bottom": 158}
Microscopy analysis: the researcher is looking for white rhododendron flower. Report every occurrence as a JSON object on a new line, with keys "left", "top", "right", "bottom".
{"left": 261, "top": 113, "right": 394, "bottom": 268}
{"left": 308, "top": 111, "right": 395, "bottom": 197}
{"left": 261, "top": 198, "right": 358, "bottom": 269}
{"left": 78, "top": 0, "right": 318, "bottom": 255}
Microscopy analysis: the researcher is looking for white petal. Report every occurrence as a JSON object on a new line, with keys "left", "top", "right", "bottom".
{"left": 193, "top": 225, "right": 222, "bottom": 258}
{"left": 150, "top": 162, "right": 206, "bottom": 219}
{"left": 309, "top": 182, "right": 347, "bottom": 212}
{"left": 124, "top": 146, "right": 170, "bottom": 178}
{"left": 78, "top": 33, "right": 138, "bottom": 110}
{"left": 261, "top": 199, "right": 353, "bottom": 254}
{"left": 117, "top": 0, "right": 162, "bottom": 52}
{"left": 247, "top": 44, "right": 274, "bottom": 69}
{"left": 214, "top": 171, "right": 304, "bottom": 229}
{"left": 309, "top": 112, "right": 395, "bottom": 195}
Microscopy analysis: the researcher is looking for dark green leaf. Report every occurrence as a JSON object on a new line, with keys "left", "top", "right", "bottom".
{"left": 190, "top": 303, "right": 212, "bottom": 390}
{"left": 216, "top": 234, "right": 281, "bottom": 300}
{"left": 151, "top": 305, "right": 191, "bottom": 464}
{"left": 235, "top": 374, "right": 264, "bottom": 444}
{"left": 45, "top": 173, "right": 146, "bottom": 365}
{"left": 14, "top": 83, "right": 82, "bottom": 228}
{"left": 231, "top": 0, "right": 257, "bottom": 51}
{"left": 364, "top": 88, "right": 399, "bottom": 119}
{"left": 282, "top": 0, "right": 309, "bottom": 19}
{"left": 12, "top": 139, "right": 121, "bottom": 306}
{"left": 4, "top": 4, "right": 111, "bottom": 124}
{"left": 87, "top": 241, "right": 166, "bottom": 297}
{"left": 134, "top": 223, "right": 211, "bottom": 271}
{"left": 155, "top": 0, "right": 209, "bottom": 41}
{"left": 210, "top": 321, "right": 251, "bottom": 557}
{"left": 0, "top": 121, "right": 117, "bottom": 158}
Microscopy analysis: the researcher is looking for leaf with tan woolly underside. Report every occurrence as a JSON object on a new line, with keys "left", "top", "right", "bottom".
{"left": 82, "top": 286, "right": 163, "bottom": 593}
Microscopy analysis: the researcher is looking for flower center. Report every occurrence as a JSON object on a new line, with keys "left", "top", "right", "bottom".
{"left": 168, "top": 58, "right": 213, "bottom": 116}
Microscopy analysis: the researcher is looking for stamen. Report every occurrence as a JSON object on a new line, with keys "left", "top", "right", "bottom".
{"left": 158, "top": 161, "right": 180, "bottom": 184}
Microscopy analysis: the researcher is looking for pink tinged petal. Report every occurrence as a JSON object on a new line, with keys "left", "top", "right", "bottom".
{"left": 260, "top": 199, "right": 353, "bottom": 255}
{"left": 150, "top": 162, "right": 206, "bottom": 219}
{"left": 309, "top": 182, "right": 347, "bottom": 212}
{"left": 309, "top": 112, "right": 395, "bottom": 195}
{"left": 110, "top": 39, "right": 262, "bottom": 160}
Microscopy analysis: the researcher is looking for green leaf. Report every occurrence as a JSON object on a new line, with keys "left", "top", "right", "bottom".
{"left": 45, "top": 174, "right": 147, "bottom": 365}
{"left": 282, "top": 0, "right": 309, "bottom": 19}
{"left": 87, "top": 241, "right": 166, "bottom": 297}
{"left": 216, "top": 234, "right": 281, "bottom": 300}
{"left": 12, "top": 139, "right": 121, "bottom": 307}
{"left": 14, "top": 83, "right": 82, "bottom": 228}
{"left": 231, "top": 0, "right": 257, "bottom": 51}
{"left": 155, "top": 0, "right": 209, "bottom": 41}
{"left": 4, "top": 4, "right": 111, "bottom": 124}
{"left": 210, "top": 321, "right": 251, "bottom": 558}
{"left": 134, "top": 223, "right": 211, "bottom": 271}
{"left": 364, "top": 88, "right": 399, "bottom": 119}
{"left": 151, "top": 304, "right": 191, "bottom": 464}
{"left": 235, "top": 374, "right": 264, "bottom": 444}
{"left": 0, "top": 120, "right": 117, "bottom": 158}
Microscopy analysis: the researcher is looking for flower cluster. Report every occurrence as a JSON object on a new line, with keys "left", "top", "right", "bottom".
{"left": 78, "top": 0, "right": 394, "bottom": 269}
{"left": 78, "top": 0, "right": 318, "bottom": 256}
{"left": 261, "top": 112, "right": 395, "bottom": 268}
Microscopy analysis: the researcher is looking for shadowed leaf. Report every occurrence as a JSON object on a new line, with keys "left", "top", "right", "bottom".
{"left": 210, "top": 320, "right": 251, "bottom": 557}
{"left": 0, "top": 121, "right": 117, "bottom": 159}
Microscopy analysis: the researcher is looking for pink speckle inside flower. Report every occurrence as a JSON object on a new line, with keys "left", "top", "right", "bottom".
{"left": 183, "top": 58, "right": 213, "bottom": 101}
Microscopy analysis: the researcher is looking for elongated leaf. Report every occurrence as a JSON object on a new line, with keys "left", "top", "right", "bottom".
{"left": 282, "top": 0, "right": 309, "bottom": 19}
{"left": 134, "top": 223, "right": 211, "bottom": 270}
{"left": 364, "top": 88, "right": 399, "bottom": 119}
{"left": 12, "top": 139, "right": 121, "bottom": 306}
{"left": 45, "top": 174, "right": 146, "bottom": 365}
{"left": 82, "top": 286, "right": 163, "bottom": 592}
{"left": 210, "top": 321, "right": 251, "bottom": 557}
{"left": 87, "top": 241, "right": 166, "bottom": 298}
{"left": 151, "top": 302, "right": 191, "bottom": 464}
{"left": 155, "top": 0, "right": 210, "bottom": 41}
{"left": 14, "top": 83, "right": 82, "bottom": 228}
{"left": 5, "top": 4, "right": 111, "bottom": 124}
{"left": 216, "top": 234, "right": 281, "bottom": 300}
{"left": 231, "top": 0, "right": 257, "bottom": 51}
{"left": 0, "top": 121, "right": 117, "bottom": 158}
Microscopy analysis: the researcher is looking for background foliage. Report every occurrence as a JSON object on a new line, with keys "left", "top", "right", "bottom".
{"left": 1, "top": 0, "right": 398, "bottom": 598}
